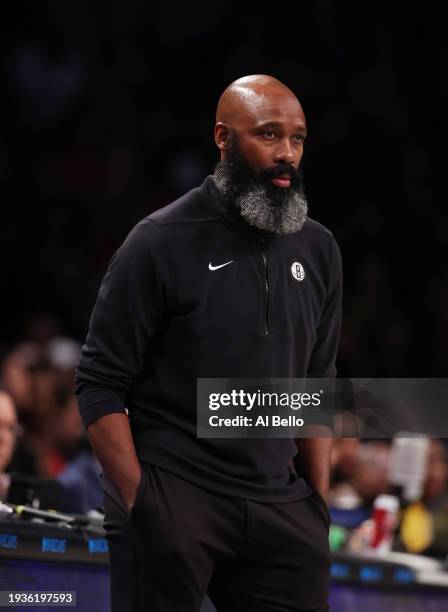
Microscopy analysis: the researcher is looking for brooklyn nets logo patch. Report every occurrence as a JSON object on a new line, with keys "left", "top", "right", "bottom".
{"left": 291, "top": 261, "right": 305, "bottom": 281}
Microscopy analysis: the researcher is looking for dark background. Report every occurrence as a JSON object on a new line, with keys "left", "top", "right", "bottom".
{"left": 0, "top": 1, "right": 445, "bottom": 376}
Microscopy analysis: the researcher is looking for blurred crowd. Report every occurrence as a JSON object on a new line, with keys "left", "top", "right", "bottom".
{"left": 329, "top": 438, "right": 448, "bottom": 557}
{"left": 0, "top": 321, "right": 102, "bottom": 515}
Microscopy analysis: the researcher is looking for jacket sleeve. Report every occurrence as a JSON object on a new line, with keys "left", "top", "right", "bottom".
{"left": 75, "top": 218, "right": 168, "bottom": 429}
{"left": 306, "top": 235, "right": 343, "bottom": 379}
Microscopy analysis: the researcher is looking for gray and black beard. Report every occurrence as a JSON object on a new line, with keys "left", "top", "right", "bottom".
{"left": 213, "top": 154, "right": 308, "bottom": 235}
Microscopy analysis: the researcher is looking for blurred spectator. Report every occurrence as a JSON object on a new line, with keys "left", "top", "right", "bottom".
{"left": 330, "top": 438, "right": 360, "bottom": 487}
{"left": 0, "top": 388, "right": 63, "bottom": 510}
{"left": 1, "top": 343, "right": 40, "bottom": 417}
{"left": 1, "top": 338, "right": 85, "bottom": 478}
{"left": 329, "top": 440, "right": 392, "bottom": 530}
{"left": 386, "top": 439, "right": 448, "bottom": 557}
{"left": 330, "top": 441, "right": 391, "bottom": 511}
{"left": 329, "top": 439, "right": 360, "bottom": 506}
{"left": 1, "top": 342, "right": 61, "bottom": 477}
{"left": 415, "top": 440, "right": 448, "bottom": 557}
{"left": 0, "top": 389, "right": 20, "bottom": 500}
{"left": 424, "top": 440, "right": 448, "bottom": 510}
{"left": 57, "top": 448, "right": 103, "bottom": 515}
{"left": 349, "top": 442, "right": 392, "bottom": 506}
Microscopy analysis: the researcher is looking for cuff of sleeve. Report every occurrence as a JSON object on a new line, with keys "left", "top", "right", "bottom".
{"left": 76, "top": 388, "right": 128, "bottom": 429}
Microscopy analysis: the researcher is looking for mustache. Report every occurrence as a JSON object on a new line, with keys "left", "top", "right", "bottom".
{"left": 258, "top": 163, "right": 301, "bottom": 189}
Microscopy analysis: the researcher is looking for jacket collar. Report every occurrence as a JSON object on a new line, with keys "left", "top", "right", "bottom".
{"left": 200, "top": 175, "right": 271, "bottom": 240}
{"left": 200, "top": 175, "right": 240, "bottom": 222}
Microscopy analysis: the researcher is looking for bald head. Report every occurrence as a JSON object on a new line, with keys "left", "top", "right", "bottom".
{"left": 216, "top": 74, "right": 304, "bottom": 127}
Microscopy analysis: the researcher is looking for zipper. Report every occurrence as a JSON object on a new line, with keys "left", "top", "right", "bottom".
{"left": 259, "top": 235, "right": 270, "bottom": 335}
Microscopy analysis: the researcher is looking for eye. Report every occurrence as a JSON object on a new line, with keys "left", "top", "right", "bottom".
{"left": 293, "top": 134, "right": 305, "bottom": 143}
{"left": 262, "top": 130, "right": 276, "bottom": 139}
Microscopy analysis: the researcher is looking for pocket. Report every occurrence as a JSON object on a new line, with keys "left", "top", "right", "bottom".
{"left": 130, "top": 467, "right": 147, "bottom": 517}
{"left": 100, "top": 467, "right": 146, "bottom": 518}
{"left": 310, "top": 491, "right": 331, "bottom": 528}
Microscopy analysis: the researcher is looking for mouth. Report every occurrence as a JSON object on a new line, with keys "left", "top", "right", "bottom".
{"left": 271, "top": 175, "right": 291, "bottom": 188}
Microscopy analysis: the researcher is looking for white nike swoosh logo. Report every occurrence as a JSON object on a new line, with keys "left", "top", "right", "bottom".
{"left": 208, "top": 260, "right": 234, "bottom": 271}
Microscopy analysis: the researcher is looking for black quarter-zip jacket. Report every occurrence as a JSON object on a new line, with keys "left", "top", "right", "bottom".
{"left": 75, "top": 176, "right": 343, "bottom": 502}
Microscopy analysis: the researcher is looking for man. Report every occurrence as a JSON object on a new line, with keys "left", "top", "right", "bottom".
{"left": 76, "top": 75, "right": 342, "bottom": 611}
{"left": 0, "top": 390, "right": 19, "bottom": 501}
{"left": 0, "top": 388, "right": 69, "bottom": 510}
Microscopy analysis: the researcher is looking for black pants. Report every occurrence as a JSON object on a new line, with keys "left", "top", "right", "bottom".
{"left": 101, "top": 463, "right": 331, "bottom": 612}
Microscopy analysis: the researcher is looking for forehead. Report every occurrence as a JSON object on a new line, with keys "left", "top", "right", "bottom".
{"left": 0, "top": 393, "right": 16, "bottom": 423}
{"left": 234, "top": 89, "right": 306, "bottom": 129}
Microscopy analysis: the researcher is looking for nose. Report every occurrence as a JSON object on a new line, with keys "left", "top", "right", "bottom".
{"left": 273, "top": 138, "right": 295, "bottom": 165}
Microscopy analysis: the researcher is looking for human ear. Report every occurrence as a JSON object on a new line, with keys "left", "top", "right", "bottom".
{"left": 214, "top": 122, "right": 230, "bottom": 151}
